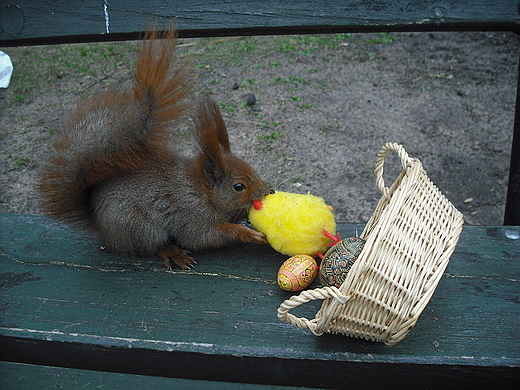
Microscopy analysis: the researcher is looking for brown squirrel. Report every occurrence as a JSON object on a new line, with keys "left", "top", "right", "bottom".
{"left": 38, "top": 27, "right": 271, "bottom": 270}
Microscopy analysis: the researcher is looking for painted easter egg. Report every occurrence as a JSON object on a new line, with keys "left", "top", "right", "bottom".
{"left": 277, "top": 255, "right": 319, "bottom": 292}
{"left": 319, "top": 237, "right": 366, "bottom": 288}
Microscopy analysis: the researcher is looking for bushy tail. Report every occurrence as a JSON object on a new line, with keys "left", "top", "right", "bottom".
{"left": 38, "top": 26, "right": 192, "bottom": 227}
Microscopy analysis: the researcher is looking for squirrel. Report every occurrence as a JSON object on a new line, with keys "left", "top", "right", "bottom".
{"left": 37, "top": 27, "right": 271, "bottom": 270}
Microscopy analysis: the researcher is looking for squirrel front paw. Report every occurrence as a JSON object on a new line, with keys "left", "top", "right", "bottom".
{"left": 158, "top": 244, "right": 196, "bottom": 270}
{"left": 235, "top": 225, "right": 268, "bottom": 244}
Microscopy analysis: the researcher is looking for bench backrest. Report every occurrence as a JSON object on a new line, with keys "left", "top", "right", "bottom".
{"left": 1, "top": 1, "right": 519, "bottom": 46}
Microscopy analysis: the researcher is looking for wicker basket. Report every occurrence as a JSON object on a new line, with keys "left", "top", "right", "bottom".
{"left": 277, "top": 143, "right": 464, "bottom": 345}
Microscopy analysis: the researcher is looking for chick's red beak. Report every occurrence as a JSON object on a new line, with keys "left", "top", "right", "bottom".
{"left": 252, "top": 199, "right": 263, "bottom": 210}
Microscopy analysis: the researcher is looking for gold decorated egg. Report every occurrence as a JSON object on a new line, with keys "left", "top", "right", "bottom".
{"left": 319, "top": 237, "right": 366, "bottom": 288}
{"left": 277, "top": 255, "right": 319, "bottom": 292}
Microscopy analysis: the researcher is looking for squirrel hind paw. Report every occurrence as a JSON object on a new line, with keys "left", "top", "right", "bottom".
{"left": 158, "top": 245, "right": 196, "bottom": 270}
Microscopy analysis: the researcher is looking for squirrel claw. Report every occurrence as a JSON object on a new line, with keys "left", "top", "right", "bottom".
{"left": 240, "top": 227, "right": 267, "bottom": 244}
{"left": 158, "top": 245, "right": 196, "bottom": 271}
{"left": 250, "top": 230, "right": 268, "bottom": 244}
{"left": 185, "top": 259, "right": 197, "bottom": 270}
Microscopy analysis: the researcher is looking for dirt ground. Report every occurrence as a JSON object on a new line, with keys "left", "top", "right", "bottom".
{"left": 0, "top": 31, "right": 518, "bottom": 226}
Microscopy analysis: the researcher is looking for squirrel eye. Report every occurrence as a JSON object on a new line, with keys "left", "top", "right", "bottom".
{"left": 233, "top": 183, "right": 246, "bottom": 192}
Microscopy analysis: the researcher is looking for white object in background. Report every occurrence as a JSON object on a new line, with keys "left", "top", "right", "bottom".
{"left": 0, "top": 51, "right": 14, "bottom": 88}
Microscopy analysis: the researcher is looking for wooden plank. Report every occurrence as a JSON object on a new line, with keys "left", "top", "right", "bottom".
{"left": 0, "top": 361, "right": 318, "bottom": 390}
{"left": 1, "top": 0, "right": 519, "bottom": 46}
{"left": 0, "top": 214, "right": 519, "bottom": 389}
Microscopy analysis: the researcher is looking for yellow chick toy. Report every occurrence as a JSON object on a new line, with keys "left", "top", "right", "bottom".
{"left": 249, "top": 191, "right": 336, "bottom": 257}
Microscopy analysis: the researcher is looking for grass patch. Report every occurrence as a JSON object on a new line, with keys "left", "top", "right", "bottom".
{"left": 3, "top": 150, "right": 30, "bottom": 169}
{"left": 1, "top": 40, "right": 136, "bottom": 104}
{"left": 0, "top": 31, "right": 399, "bottom": 107}
{"left": 274, "top": 35, "right": 336, "bottom": 54}
{"left": 190, "top": 36, "right": 262, "bottom": 66}
{"left": 365, "top": 32, "right": 397, "bottom": 45}
{"left": 189, "top": 33, "right": 388, "bottom": 68}
{"left": 259, "top": 132, "right": 283, "bottom": 141}
{"left": 216, "top": 101, "right": 236, "bottom": 113}
{"left": 258, "top": 120, "right": 281, "bottom": 129}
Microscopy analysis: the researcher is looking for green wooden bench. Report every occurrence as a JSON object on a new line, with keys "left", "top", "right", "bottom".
{"left": 1, "top": 1, "right": 520, "bottom": 389}
{"left": 1, "top": 215, "right": 519, "bottom": 389}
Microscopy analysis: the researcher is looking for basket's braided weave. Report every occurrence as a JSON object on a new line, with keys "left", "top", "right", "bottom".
{"left": 375, "top": 142, "right": 413, "bottom": 198}
{"left": 277, "top": 287, "right": 350, "bottom": 336}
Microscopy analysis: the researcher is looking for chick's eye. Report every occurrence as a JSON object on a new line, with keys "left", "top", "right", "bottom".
{"left": 233, "top": 183, "right": 246, "bottom": 192}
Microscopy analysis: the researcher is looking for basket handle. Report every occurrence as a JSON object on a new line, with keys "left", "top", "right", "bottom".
{"left": 374, "top": 143, "right": 413, "bottom": 196}
{"left": 277, "top": 286, "right": 350, "bottom": 336}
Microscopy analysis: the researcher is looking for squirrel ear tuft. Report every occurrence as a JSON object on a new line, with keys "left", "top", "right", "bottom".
{"left": 194, "top": 94, "right": 231, "bottom": 154}
{"left": 194, "top": 94, "right": 232, "bottom": 184}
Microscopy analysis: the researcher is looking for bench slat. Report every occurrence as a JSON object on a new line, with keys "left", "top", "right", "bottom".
{"left": 0, "top": 361, "right": 318, "bottom": 390}
{"left": 1, "top": 214, "right": 519, "bottom": 389}
{"left": 1, "top": 0, "right": 519, "bottom": 46}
